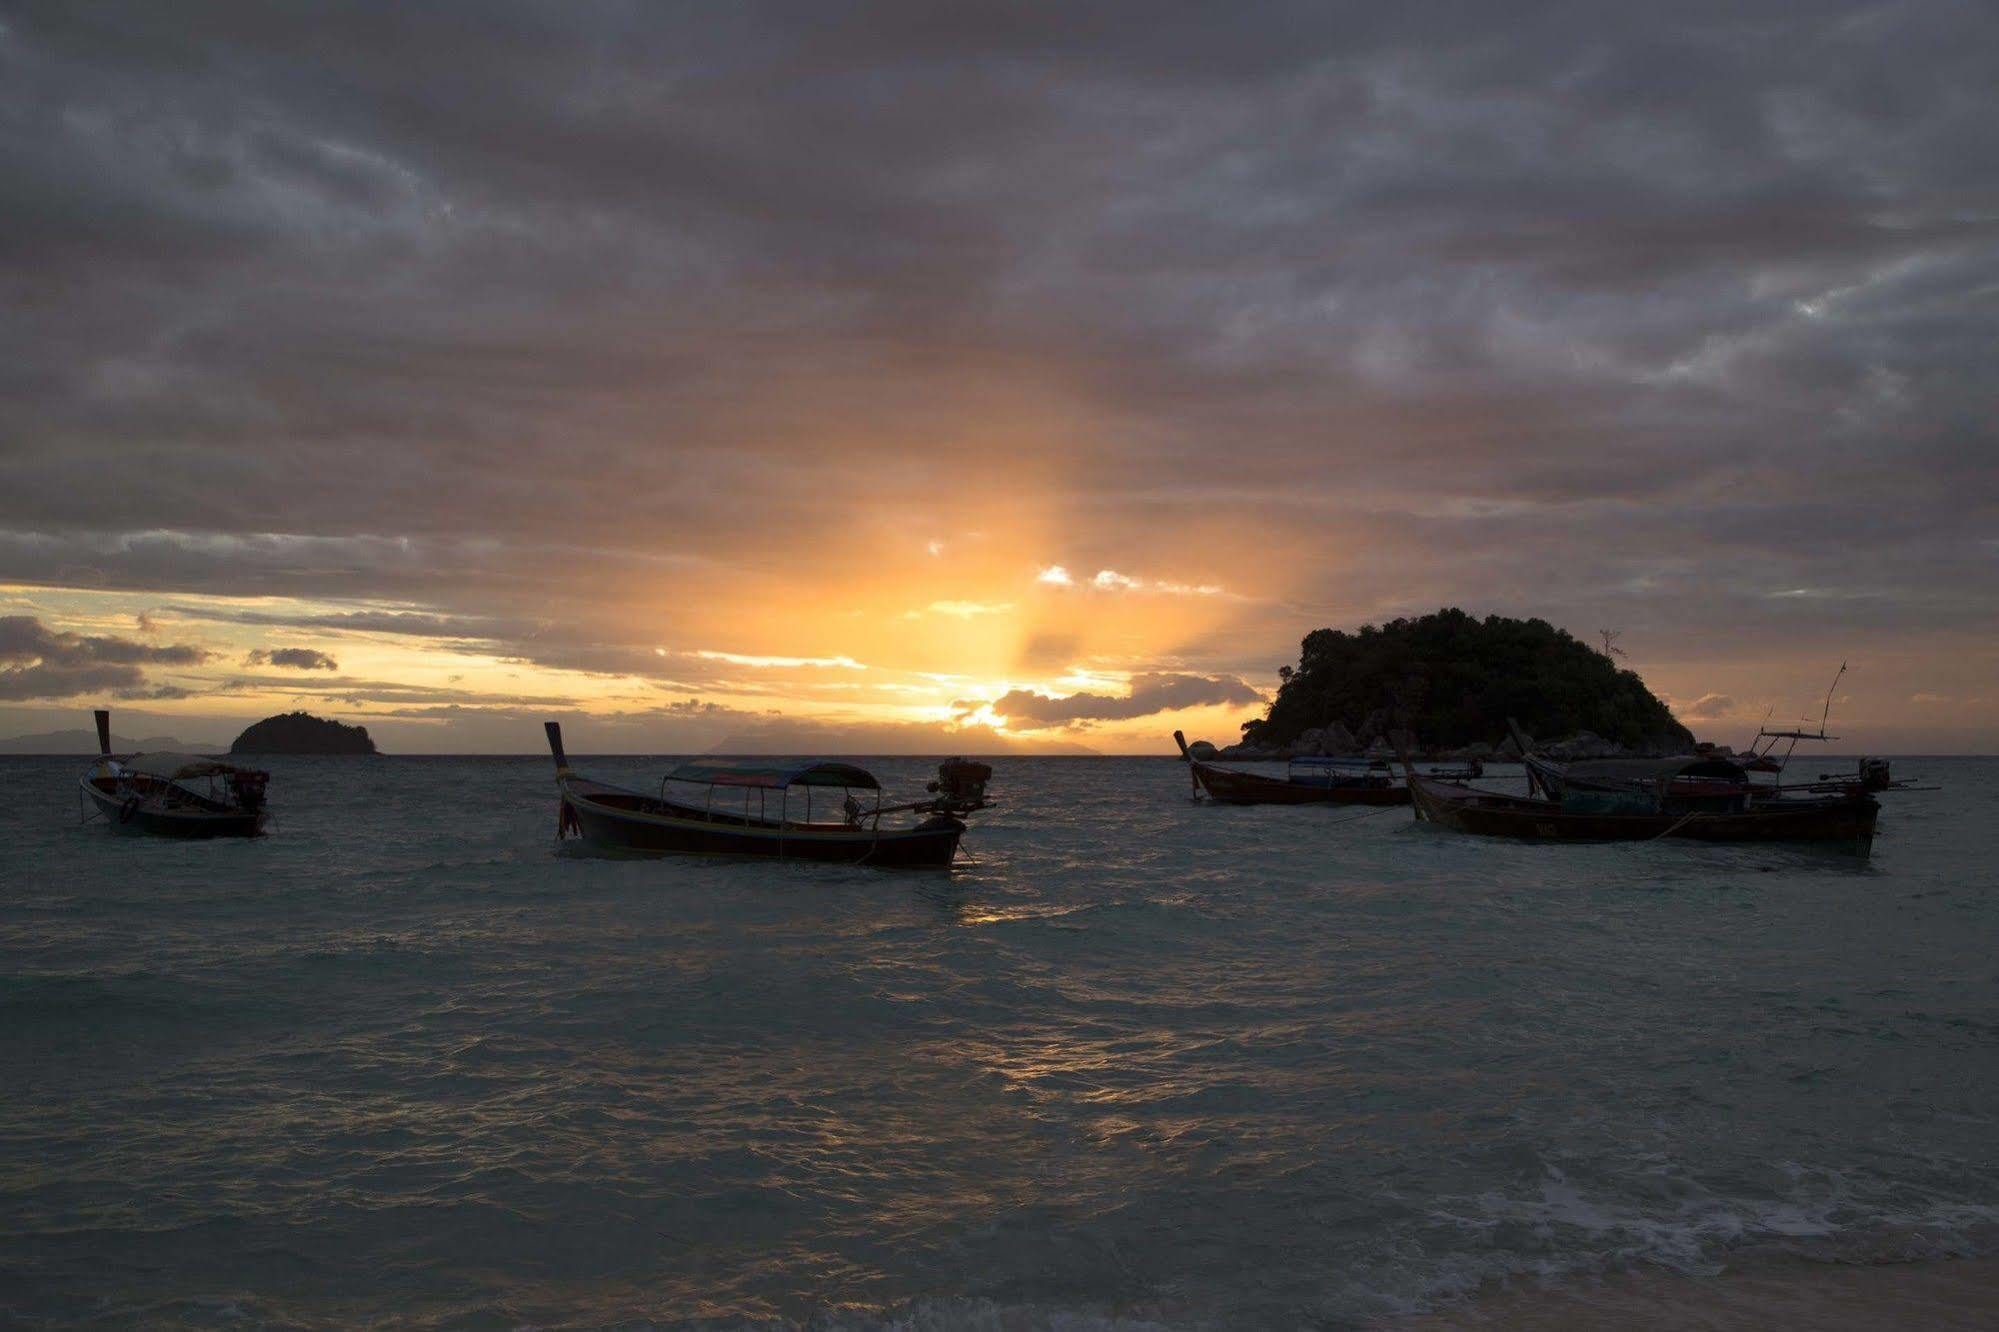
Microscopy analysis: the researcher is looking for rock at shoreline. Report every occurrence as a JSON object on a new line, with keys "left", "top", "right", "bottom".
{"left": 229, "top": 711, "right": 378, "bottom": 755}
{"left": 1541, "top": 729, "right": 1622, "bottom": 761}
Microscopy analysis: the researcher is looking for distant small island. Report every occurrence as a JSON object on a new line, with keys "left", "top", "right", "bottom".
{"left": 1216, "top": 608, "right": 1695, "bottom": 761}
{"left": 229, "top": 711, "right": 379, "bottom": 755}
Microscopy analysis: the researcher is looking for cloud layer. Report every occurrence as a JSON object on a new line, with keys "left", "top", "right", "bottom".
{"left": 245, "top": 647, "right": 339, "bottom": 670}
{"left": 975, "top": 674, "right": 1264, "bottom": 728}
{"left": 1, "top": 3, "right": 1994, "bottom": 748}
{"left": 0, "top": 615, "right": 207, "bottom": 700}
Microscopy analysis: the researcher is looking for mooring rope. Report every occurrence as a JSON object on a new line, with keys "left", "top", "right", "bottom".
{"left": 1639, "top": 809, "right": 1707, "bottom": 843}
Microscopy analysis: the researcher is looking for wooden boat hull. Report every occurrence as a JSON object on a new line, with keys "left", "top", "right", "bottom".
{"left": 80, "top": 776, "right": 267, "bottom": 839}
{"left": 559, "top": 776, "right": 967, "bottom": 868}
{"left": 1409, "top": 777, "right": 1878, "bottom": 851}
{"left": 1189, "top": 761, "right": 1411, "bottom": 806}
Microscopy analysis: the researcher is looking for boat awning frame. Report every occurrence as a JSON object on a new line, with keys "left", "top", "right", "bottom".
{"left": 665, "top": 759, "right": 881, "bottom": 791}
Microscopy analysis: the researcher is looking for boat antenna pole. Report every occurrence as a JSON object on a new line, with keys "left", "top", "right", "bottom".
{"left": 1817, "top": 662, "right": 1846, "bottom": 736}
{"left": 95, "top": 709, "right": 112, "bottom": 757}
{"left": 1750, "top": 705, "right": 1775, "bottom": 760}
{"left": 1782, "top": 661, "right": 1845, "bottom": 768}
{"left": 544, "top": 721, "right": 570, "bottom": 774}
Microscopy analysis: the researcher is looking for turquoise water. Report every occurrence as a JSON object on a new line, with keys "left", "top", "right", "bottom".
{"left": 2, "top": 756, "right": 1994, "bottom": 1327}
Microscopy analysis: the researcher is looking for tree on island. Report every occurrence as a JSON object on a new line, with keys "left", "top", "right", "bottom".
{"left": 229, "top": 711, "right": 378, "bottom": 755}
{"left": 1239, "top": 608, "right": 1692, "bottom": 754}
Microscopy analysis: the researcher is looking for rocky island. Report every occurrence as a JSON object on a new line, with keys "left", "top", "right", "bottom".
{"left": 1209, "top": 609, "right": 1696, "bottom": 761}
{"left": 229, "top": 711, "right": 379, "bottom": 756}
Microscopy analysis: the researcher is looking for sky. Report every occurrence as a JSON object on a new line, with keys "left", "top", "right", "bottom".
{"left": 1, "top": 1, "right": 1994, "bottom": 754}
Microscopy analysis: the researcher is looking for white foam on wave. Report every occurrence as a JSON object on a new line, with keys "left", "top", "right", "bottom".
{"left": 1408, "top": 1157, "right": 1999, "bottom": 1308}
{"left": 759, "top": 1296, "right": 1190, "bottom": 1332}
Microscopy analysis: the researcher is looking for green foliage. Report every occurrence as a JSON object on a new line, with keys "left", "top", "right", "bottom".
{"left": 1240, "top": 608, "right": 1692, "bottom": 751}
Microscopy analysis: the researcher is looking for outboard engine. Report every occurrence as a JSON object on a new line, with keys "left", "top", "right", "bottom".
{"left": 926, "top": 758, "right": 992, "bottom": 813}
{"left": 1857, "top": 757, "right": 1891, "bottom": 792}
{"left": 227, "top": 769, "right": 270, "bottom": 813}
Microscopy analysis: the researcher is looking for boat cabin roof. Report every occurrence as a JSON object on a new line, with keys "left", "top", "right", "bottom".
{"left": 665, "top": 759, "right": 881, "bottom": 791}
{"left": 117, "top": 752, "right": 245, "bottom": 781}
{"left": 1562, "top": 755, "right": 1747, "bottom": 785}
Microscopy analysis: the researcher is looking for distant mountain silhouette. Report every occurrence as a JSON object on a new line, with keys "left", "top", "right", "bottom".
{"left": 229, "top": 712, "right": 379, "bottom": 755}
{"left": 0, "top": 728, "right": 223, "bottom": 755}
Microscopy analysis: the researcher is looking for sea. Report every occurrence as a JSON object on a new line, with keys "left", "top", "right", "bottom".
{"left": 2, "top": 755, "right": 1995, "bottom": 1329}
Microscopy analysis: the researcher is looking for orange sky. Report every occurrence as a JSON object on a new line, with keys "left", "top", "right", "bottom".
{"left": 5, "top": 563, "right": 1992, "bottom": 754}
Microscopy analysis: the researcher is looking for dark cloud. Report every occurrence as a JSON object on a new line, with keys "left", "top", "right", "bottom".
{"left": 0, "top": 614, "right": 209, "bottom": 700}
{"left": 167, "top": 605, "right": 542, "bottom": 641}
{"left": 0, "top": 2, "right": 1994, "bottom": 742}
{"left": 974, "top": 672, "right": 1264, "bottom": 728}
{"left": 121, "top": 683, "right": 201, "bottom": 701}
{"left": 205, "top": 674, "right": 575, "bottom": 709}
{"left": 244, "top": 647, "right": 339, "bottom": 670}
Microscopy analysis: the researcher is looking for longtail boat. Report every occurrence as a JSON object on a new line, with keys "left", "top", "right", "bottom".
{"left": 79, "top": 710, "right": 270, "bottom": 838}
{"left": 1401, "top": 745, "right": 1877, "bottom": 852}
{"left": 1173, "top": 731, "right": 1480, "bottom": 806}
{"left": 545, "top": 723, "right": 989, "bottom": 868}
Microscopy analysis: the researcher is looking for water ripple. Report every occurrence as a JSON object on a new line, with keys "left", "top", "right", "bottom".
{"left": 1, "top": 755, "right": 1994, "bottom": 1327}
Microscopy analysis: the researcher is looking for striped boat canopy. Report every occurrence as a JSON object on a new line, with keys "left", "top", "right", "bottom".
{"left": 666, "top": 759, "right": 881, "bottom": 790}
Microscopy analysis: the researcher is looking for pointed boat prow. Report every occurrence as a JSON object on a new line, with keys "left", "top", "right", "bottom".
{"left": 1390, "top": 732, "right": 1427, "bottom": 821}
{"left": 95, "top": 709, "right": 113, "bottom": 757}
{"left": 1390, "top": 732, "right": 1421, "bottom": 781}
{"left": 544, "top": 721, "right": 571, "bottom": 774}
{"left": 1173, "top": 730, "right": 1203, "bottom": 798}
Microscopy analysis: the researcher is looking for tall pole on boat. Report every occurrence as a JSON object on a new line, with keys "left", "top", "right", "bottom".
{"left": 94, "top": 709, "right": 112, "bottom": 757}
{"left": 1173, "top": 730, "right": 1200, "bottom": 800}
{"left": 544, "top": 721, "right": 570, "bottom": 774}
